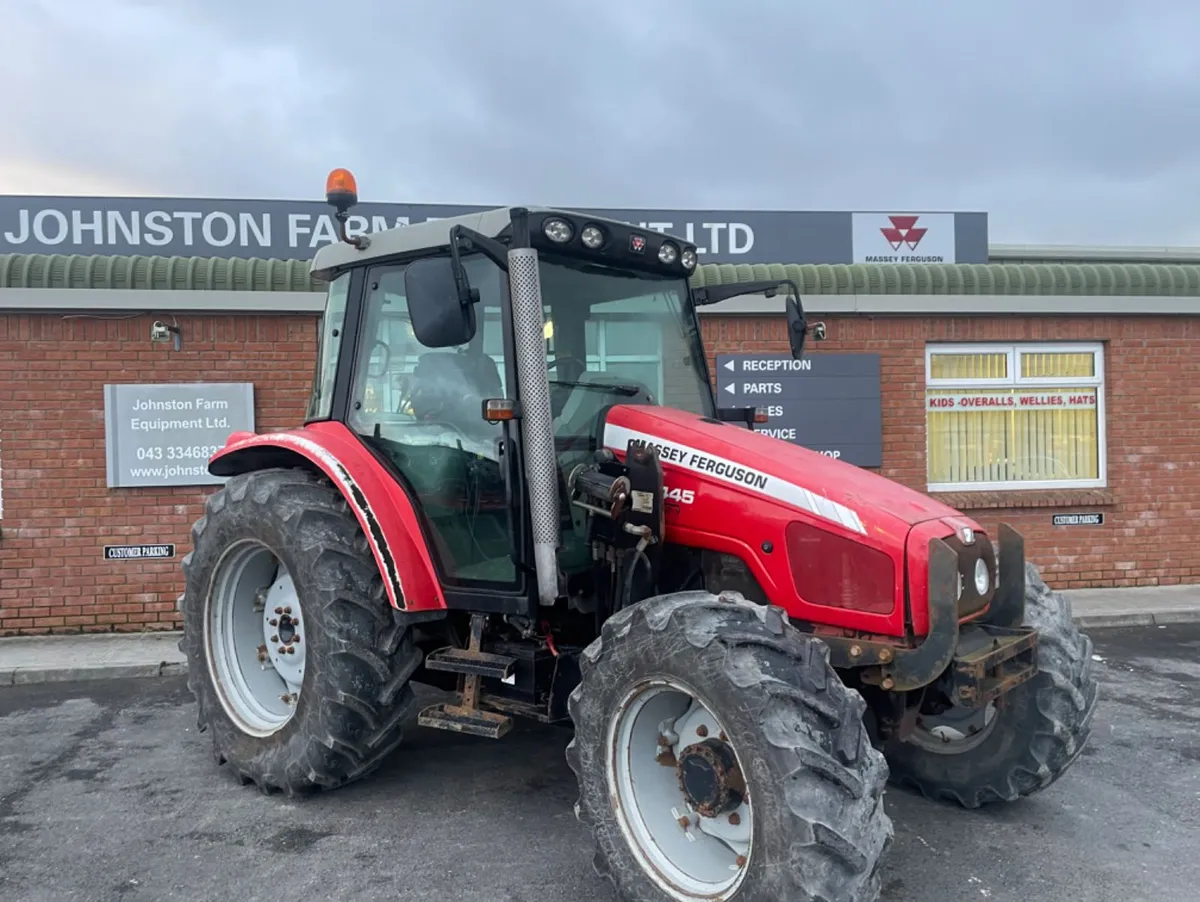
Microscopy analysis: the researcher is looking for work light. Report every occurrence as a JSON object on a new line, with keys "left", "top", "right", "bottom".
{"left": 544, "top": 218, "right": 573, "bottom": 243}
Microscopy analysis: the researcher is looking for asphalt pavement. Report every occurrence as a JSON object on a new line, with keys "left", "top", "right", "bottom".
{"left": 1, "top": 623, "right": 1198, "bottom": 902}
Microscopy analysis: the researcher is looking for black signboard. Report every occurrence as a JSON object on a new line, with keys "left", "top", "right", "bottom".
{"left": 715, "top": 353, "right": 883, "bottom": 468}
{"left": 1052, "top": 513, "right": 1105, "bottom": 527}
{"left": 104, "top": 543, "right": 176, "bottom": 561}
{"left": 0, "top": 196, "right": 991, "bottom": 265}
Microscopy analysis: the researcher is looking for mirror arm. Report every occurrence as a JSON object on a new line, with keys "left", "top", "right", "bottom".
{"left": 693, "top": 279, "right": 787, "bottom": 307}
{"left": 450, "top": 225, "right": 510, "bottom": 272}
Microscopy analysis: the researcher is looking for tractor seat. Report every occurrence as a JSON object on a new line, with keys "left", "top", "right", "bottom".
{"left": 409, "top": 351, "right": 503, "bottom": 423}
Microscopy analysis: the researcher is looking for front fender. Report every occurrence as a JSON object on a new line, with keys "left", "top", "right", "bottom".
{"left": 208, "top": 422, "right": 446, "bottom": 612}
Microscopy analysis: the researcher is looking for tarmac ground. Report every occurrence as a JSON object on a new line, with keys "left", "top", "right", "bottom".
{"left": 1, "top": 621, "right": 1197, "bottom": 902}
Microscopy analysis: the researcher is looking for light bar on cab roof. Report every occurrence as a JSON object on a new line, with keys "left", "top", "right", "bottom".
{"left": 531, "top": 210, "right": 698, "bottom": 276}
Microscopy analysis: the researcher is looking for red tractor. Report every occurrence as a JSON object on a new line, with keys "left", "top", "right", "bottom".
{"left": 177, "top": 169, "right": 1098, "bottom": 902}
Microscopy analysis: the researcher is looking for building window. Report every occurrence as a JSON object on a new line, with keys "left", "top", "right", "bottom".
{"left": 584, "top": 318, "right": 664, "bottom": 401}
{"left": 925, "top": 342, "right": 1106, "bottom": 492}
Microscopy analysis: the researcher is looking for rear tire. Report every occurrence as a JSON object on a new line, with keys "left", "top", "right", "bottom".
{"left": 882, "top": 560, "right": 1099, "bottom": 808}
{"left": 566, "top": 590, "right": 893, "bottom": 902}
{"left": 177, "top": 467, "right": 422, "bottom": 795}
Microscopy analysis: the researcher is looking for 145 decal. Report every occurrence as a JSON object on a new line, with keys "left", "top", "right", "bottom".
{"left": 664, "top": 486, "right": 695, "bottom": 505}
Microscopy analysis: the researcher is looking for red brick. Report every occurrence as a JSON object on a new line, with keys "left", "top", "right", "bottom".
{"left": 0, "top": 312, "right": 315, "bottom": 634}
{"left": 0, "top": 309, "right": 1196, "bottom": 635}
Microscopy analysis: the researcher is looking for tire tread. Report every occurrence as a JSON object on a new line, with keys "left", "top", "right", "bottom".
{"left": 566, "top": 591, "right": 892, "bottom": 902}
{"left": 178, "top": 466, "right": 424, "bottom": 796}
{"left": 887, "top": 560, "right": 1099, "bottom": 809}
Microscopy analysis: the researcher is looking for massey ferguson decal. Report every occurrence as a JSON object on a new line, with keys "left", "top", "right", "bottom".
{"left": 603, "top": 423, "right": 866, "bottom": 535}
{"left": 851, "top": 211, "right": 957, "bottom": 264}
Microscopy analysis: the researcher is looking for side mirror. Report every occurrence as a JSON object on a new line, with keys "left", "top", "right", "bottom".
{"left": 403, "top": 257, "right": 477, "bottom": 348}
{"left": 785, "top": 296, "right": 807, "bottom": 359}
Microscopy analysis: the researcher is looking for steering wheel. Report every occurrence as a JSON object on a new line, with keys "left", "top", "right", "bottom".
{"left": 547, "top": 352, "right": 586, "bottom": 383}
{"left": 367, "top": 340, "right": 390, "bottom": 379}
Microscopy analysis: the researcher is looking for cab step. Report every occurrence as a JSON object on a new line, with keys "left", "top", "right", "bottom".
{"left": 416, "top": 613, "right": 515, "bottom": 740}
{"left": 424, "top": 646, "right": 517, "bottom": 683}
{"left": 418, "top": 702, "right": 513, "bottom": 739}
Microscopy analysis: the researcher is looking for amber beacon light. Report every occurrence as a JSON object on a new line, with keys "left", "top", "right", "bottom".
{"left": 325, "top": 167, "right": 369, "bottom": 248}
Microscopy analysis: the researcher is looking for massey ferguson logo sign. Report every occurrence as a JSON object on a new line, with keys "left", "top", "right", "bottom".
{"left": 880, "top": 215, "right": 927, "bottom": 251}
{"left": 852, "top": 212, "right": 957, "bottom": 264}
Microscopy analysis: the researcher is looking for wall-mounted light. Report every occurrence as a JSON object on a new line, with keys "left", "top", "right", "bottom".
{"left": 151, "top": 320, "right": 183, "bottom": 351}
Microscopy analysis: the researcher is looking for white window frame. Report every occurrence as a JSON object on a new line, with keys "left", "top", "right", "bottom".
{"left": 587, "top": 317, "right": 664, "bottom": 401}
{"left": 924, "top": 341, "right": 1107, "bottom": 492}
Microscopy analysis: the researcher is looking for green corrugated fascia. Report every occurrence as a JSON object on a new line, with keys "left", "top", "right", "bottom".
{"left": 689, "top": 262, "right": 1200, "bottom": 296}
{"left": 0, "top": 254, "right": 319, "bottom": 292}
{"left": 5, "top": 253, "right": 1200, "bottom": 296}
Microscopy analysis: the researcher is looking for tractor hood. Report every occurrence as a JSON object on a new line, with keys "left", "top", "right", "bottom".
{"left": 601, "top": 404, "right": 974, "bottom": 536}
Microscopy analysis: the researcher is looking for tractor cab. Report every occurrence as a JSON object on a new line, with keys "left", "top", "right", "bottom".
{"left": 304, "top": 169, "right": 810, "bottom": 613}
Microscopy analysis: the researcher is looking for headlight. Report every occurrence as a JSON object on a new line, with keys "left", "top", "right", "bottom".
{"left": 581, "top": 225, "right": 604, "bottom": 248}
{"left": 681, "top": 247, "right": 697, "bottom": 270}
{"left": 543, "top": 218, "right": 573, "bottom": 243}
{"left": 658, "top": 241, "right": 679, "bottom": 264}
{"left": 974, "top": 557, "right": 990, "bottom": 595}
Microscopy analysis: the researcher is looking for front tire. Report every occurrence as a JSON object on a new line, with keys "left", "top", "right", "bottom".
{"left": 883, "top": 560, "right": 1099, "bottom": 808}
{"left": 566, "top": 590, "right": 893, "bottom": 902}
{"left": 177, "top": 467, "right": 422, "bottom": 795}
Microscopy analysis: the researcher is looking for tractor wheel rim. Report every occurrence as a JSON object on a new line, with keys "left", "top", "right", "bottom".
{"left": 909, "top": 701, "right": 997, "bottom": 754}
{"left": 606, "top": 677, "right": 752, "bottom": 901}
{"left": 205, "top": 540, "right": 304, "bottom": 737}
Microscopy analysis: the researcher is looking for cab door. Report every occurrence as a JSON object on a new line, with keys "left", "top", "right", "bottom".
{"left": 343, "top": 254, "right": 525, "bottom": 597}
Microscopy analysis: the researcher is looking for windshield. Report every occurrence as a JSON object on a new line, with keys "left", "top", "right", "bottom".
{"left": 536, "top": 253, "right": 714, "bottom": 435}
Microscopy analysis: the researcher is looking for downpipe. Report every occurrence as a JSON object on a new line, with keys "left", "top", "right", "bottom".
{"left": 506, "top": 246, "right": 560, "bottom": 606}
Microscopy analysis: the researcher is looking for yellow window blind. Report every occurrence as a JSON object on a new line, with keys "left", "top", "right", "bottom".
{"left": 925, "top": 344, "right": 1104, "bottom": 490}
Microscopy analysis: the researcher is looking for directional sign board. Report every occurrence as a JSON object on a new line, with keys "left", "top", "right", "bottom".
{"left": 715, "top": 353, "right": 883, "bottom": 468}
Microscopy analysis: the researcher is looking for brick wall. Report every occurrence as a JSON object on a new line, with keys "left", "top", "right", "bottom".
{"left": 0, "top": 312, "right": 318, "bottom": 635}
{"left": 1, "top": 308, "right": 1197, "bottom": 636}
{"left": 702, "top": 312, "right": 1200, "bottom": 589}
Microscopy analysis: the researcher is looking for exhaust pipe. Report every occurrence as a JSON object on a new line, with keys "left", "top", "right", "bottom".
{"left": 506, "top": 245, "right": 560, "bottom": 606}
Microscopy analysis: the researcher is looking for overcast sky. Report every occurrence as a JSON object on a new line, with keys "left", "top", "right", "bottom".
{"left": 2, "top": 0, "right": 1199, "bottom": 247}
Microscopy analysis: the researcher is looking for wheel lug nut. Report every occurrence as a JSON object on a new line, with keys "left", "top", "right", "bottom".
{"left": 284, "top": 607, "right": 292, "bottom": 614}
{"left": 678, "top": 816, "right": 690, "bottom": 828}
{"left": 736, "top": 855, "right": 747, "bottom": 868}
{"left": 293, "top": 636, "right": 301, "bottom": 644}
{"left": 286, "top": 647, "right": 295, "bottom": 654}
{"left": 696, "top": 725, "right": 708, "bottom": 737}
{"left": 269, "top": 619, "right": 278, "bottom": 626}
{"left": 271, "top": 635, "right": 278, "bottom": 642}
{"left": 729, "top": 813, "right": 741, "bottom": 825}
{"left": 275, "top": 607, "right": 283, "bottom": 614}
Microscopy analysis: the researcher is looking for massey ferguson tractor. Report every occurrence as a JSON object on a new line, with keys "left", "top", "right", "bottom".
{"left": 177, "top": 169, "right": 1098, "bottom": 902}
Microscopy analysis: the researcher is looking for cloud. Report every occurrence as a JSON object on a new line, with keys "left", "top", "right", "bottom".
{"left": 2, "top": 0, "right": 1199, "bottom": 245}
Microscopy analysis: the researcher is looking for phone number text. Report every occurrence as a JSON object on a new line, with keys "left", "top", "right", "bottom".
{"left": 135, "top": 445, "right": 221, "bottom": 461}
